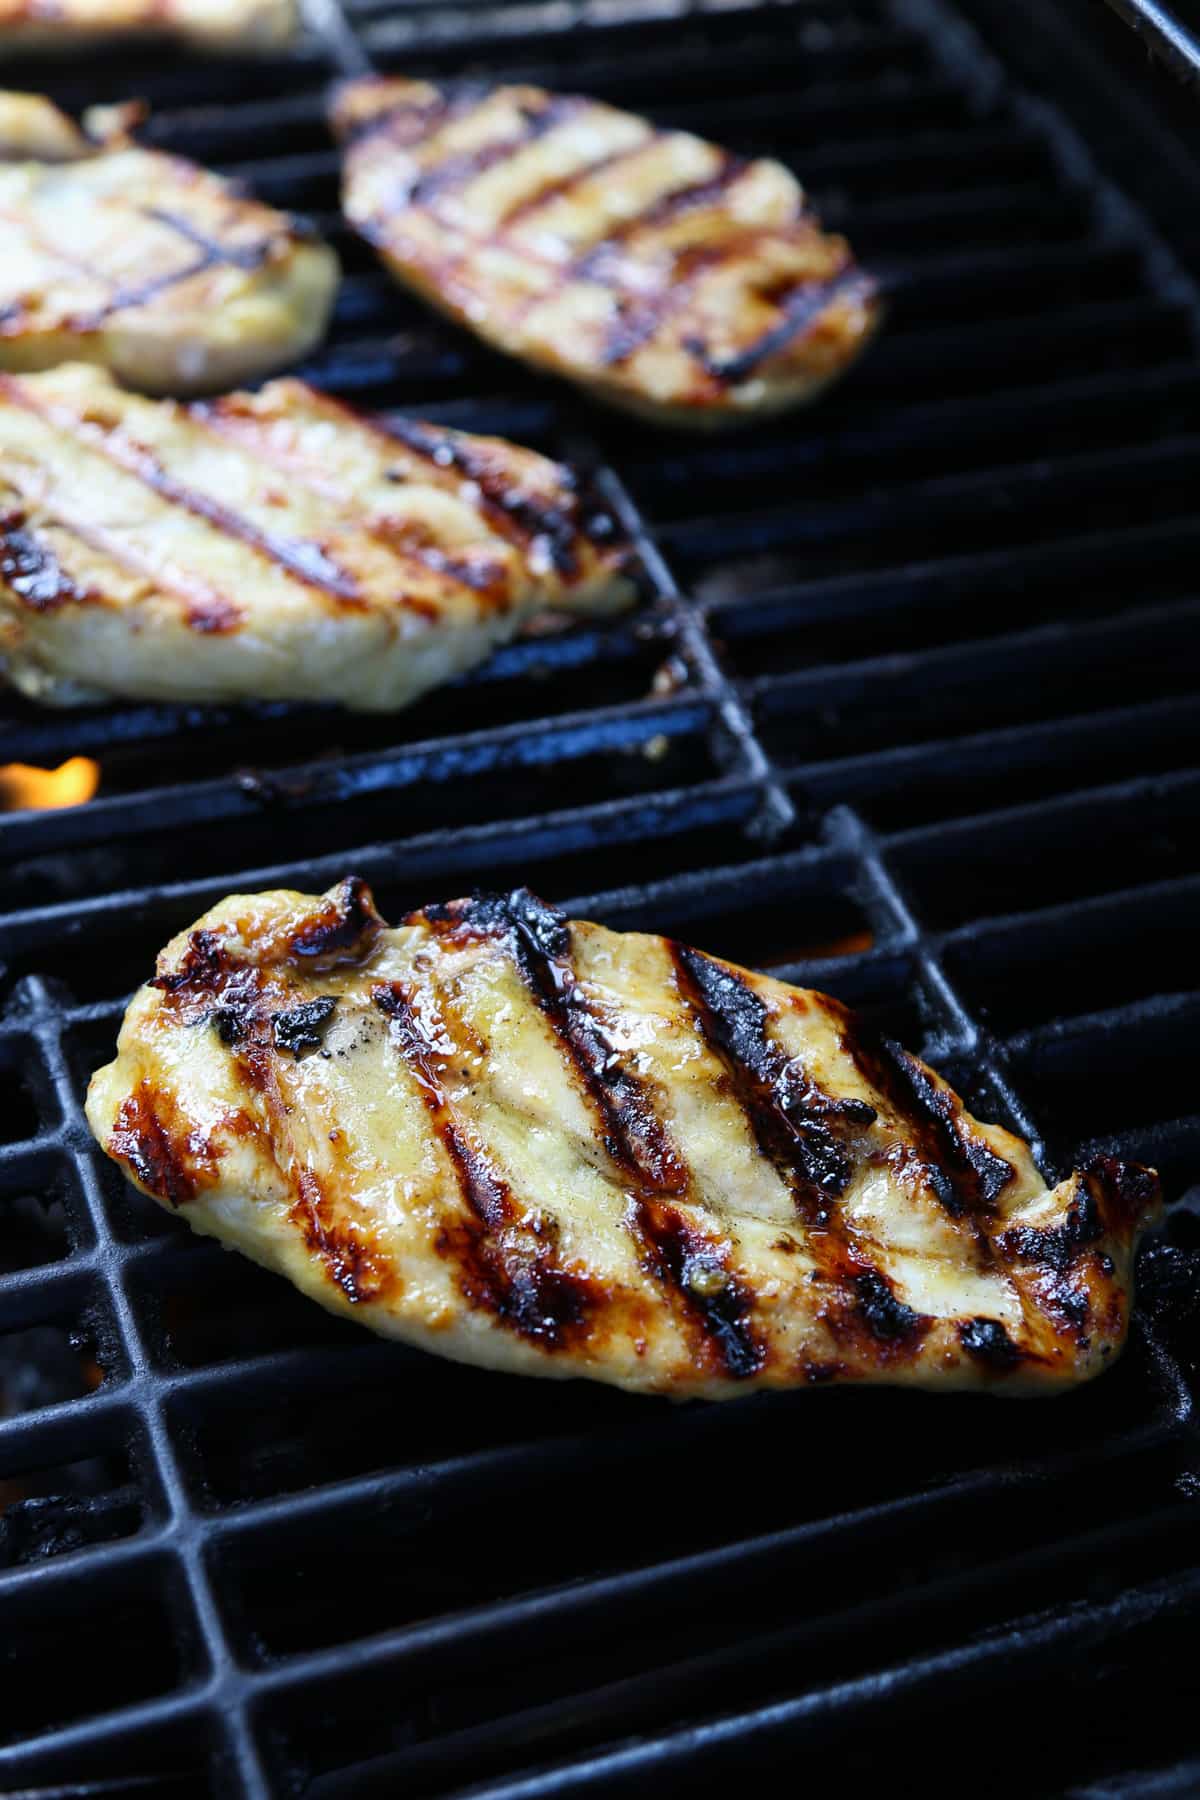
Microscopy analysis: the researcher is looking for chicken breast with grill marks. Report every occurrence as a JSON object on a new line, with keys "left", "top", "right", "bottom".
{"left": 0, "top": 364, "right": 633, "bottom": 709}
{"left": 332, "top": 76, "right": 881, "bottom": 429}
{"left": 86, "top": 881, "right": 1161, "bottom": 1400}
{"left": 0, "top": 93, "right": 336, "bottom": 394}
{"left": 0, "top": 0, "right": 296, "bottom": 54}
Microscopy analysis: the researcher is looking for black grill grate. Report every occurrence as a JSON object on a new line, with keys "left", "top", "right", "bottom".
{"left": 0, "top": 0, "right": 1198, "bottom": 1794}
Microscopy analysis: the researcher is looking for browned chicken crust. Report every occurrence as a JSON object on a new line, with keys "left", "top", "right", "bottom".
{"left": 86, "top": 883, "right": 1161, "bottom": 1400}
{"left": 332, "top": 76, "right": 882, "bottom": 428}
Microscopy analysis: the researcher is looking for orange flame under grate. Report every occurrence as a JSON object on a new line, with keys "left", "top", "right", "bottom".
{"left": 0, "top": 757, "right": 100, "bottom": 813}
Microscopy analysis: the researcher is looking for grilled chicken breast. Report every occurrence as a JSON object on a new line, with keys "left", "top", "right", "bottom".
{"left": 0, "top": 0, "right": 296, "bottom": 52}
{"left": 0, "top": 364, "right": 632, "bottom": 709}
{"left": 332, "top": 76, "right": 881, "bottom": 429}
{"left": 0, "top": 94, "right": 336, "bottom": 393}
{"left": 86, "top": 881, "right": 1161, "bottom": 1400}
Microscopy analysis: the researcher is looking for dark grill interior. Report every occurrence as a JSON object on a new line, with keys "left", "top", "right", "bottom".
{"left": 0, "top": 0, "right": 1198, "bottom": 1793}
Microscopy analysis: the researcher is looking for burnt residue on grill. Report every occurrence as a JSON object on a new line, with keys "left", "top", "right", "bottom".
{"left": 626, "top": 1194, "right": 765, "bottom": 1379}
{"left": 670, "top": 941, "right": 875, "bottom": 1223}
{"left": 847, "top": 1033, "right": 1014, "bottom": 1218}
{"left": 289, "top": 875, "right": 384, "bottom": 963}
{"left": 372, "top": 978, "right": 603, "bottom": 1349}
{"left": 108, "top": 1079, "right": 223, "bottom": 1207}
{"left": 422, "top": 889, "right": 688, "bottom": 1195}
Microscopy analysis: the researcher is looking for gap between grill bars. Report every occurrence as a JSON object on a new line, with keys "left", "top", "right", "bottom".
{"left": 0, "top": 0, "right": 1197, "bottom": 1795}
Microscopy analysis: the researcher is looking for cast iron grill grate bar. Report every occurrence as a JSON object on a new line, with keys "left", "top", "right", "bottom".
{"left": 0, "top": 0, "right": 1196, "bottom": 1794}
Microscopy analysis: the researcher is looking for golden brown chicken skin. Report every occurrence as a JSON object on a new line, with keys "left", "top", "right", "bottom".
{"left": 332, "top": 76, "right": 881, "bottom": 429}
{"left": 86, "top": 882, "right": 1160, "bottom": 1400}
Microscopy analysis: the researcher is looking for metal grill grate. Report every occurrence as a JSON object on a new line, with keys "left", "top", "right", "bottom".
{"left": 0, "top": 1, "right": 1198, "bottom": 1794}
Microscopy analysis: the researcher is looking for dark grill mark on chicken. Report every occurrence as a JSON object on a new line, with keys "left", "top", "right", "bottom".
{"left": 139, "top": 206, "right": 280, "bottom": 273}
{"left": 702, "top": 268, "right": 873, "bottom": 385}
{"left": 408, "top": 95, "right": 581, "bottom": 208}
{"left": 627, "top": 1195, "right": 764, "bottom": 1378}
{"left": 109, "top": 1080, "right": 220, "bottom": 1206}
{"left": 849, "top": 1035, "right": 1014, "bottom": 1217}
{"left": 852, "top": 1268, "right": 928, "bottom": 1343}
{"left": 75, "top": 422, "right": 365, "bottom": 607}
{"left": 1083, "top": 1153, "right": 1163, "bottom": 1229}
{"left": 959, "top": 1317, "right": 1022, "bottom": 1370}
{"left": 0, "top": 514, "right": 80, "bottom": 609}
{"left": 499, "top": 137, "right": 652, "bottom": 230}
{"left": 273, "top": 995, "right": 338, "bottom": 1057}
{"left": 671, "top": 942, "right": 876, "bottom": 1221}
{"left": 1001, "top": 1187, "right": 1102, "bottom": 1271}
{"left": 152, "top": 926, "right": 229, "bottom": 995}
{"left": 373, "top": 979, "right": 601, "bottom": 1349}
{"left": 289, "top": 876, "right": 384, "bottom": 963}
{"left": 381, "top": 418, "right": 586, "bottom": 579}
{"left": 424, "top": 890, "right": 688, "bottom": 1194}
{"left": 290, "top": 1166, "right": 394, "bottom": 1306}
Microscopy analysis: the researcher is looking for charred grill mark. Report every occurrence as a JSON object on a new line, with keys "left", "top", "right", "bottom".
{"left": 272, "top": 995, "right": 337, "bottom": 1057}
{"left": 0, "top": 378, "right": 364, "bottom": 610}
{"left": 290, "top": 1166, "right": 394, "bottom": 1306}
{"left": 1081, "top": 1153, "right": 1162, "bottom": 1234}
{"left": 814, "top": 1239, "right": 931, "bottom": 1360}
{"left": 91, "top": 430, "right": 363, "bottom": 605}
{"left": 365, "top": 517, "right": 511, "bottom": 607}
{"left": 698, "top": 267, "right": 876, "bottom": 386}
{"left": 627, "top": 1195, "right": 764, "bottom": 1378}
{"left": 109, "top": 1079, "right": 221, "bottom": 1206}
{"left": 338, "top": 86, "right": 464, "bottom": 150}
{"left": 572, "top": 155, "right": 747, "bottom": 276}
{"left": 1001, "top": 1188, "right": 1103, "bottom": 1273}
{"left": 423, "top": 890, "right": 687, "bottom": 1194}
{"left": 139, "top": 207, "right": 281, "bottom": 273}
{"left": 68, "top": 237, "right": 276, "bottom": 334}
{"left": 497, "top": 133, "right": 654, "bottom": 230}
{"left": 0, "top": 513, "right": 82, "bottom": 610}
{"left": 153, "top": 926, "right": 228, "bottom": 994}
{"left": 289, "top": 876, "right": 383, "bottom": 964}
{"left": 848, "top": 1034, "right": 1013, "bottom": 1218}
{"left": 995, "top": 1177, "right": 1126, "bottom": 1343}
{"left": 185, "top": 594, "right": 242, "bottom": 633}
{"left": 670, "top": 943, "right": 875, "bottom": 1222}
{"left": 959, "top": 1317, "right": 1022, "bottom": 1370}
{"left": 379, "top": 418, "right": 588, "bottom": 580}
{"left": 407, "top": 95, "right": 583, "bottom": 208}
{"left": 597, "top": 241, "right": 731, "bottom": 368}
{"left": 852, "top": 1268, "right": 926, "bottom": 1343}
{"left": 372, "top": 978, "right": 601, "bottom": 1348}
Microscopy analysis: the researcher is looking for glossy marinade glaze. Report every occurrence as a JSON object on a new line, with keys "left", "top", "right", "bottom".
{"left": 86, "top": 881, "right": 1161, "bottom": 1399}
